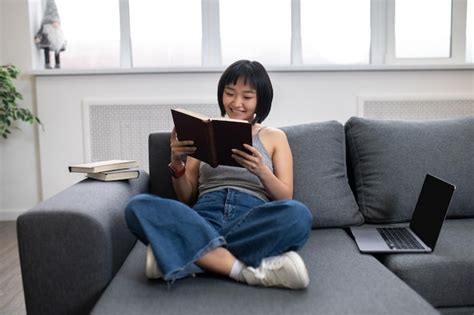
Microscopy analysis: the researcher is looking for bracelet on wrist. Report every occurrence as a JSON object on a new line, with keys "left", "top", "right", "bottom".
{"left": 168, "top": 161, "right": 186, "bottom": 178}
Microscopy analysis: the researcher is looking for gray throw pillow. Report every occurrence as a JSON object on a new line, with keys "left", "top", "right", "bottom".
{"left": 345, "top": 116, "right": 474, "bottom": 223}
{"left": 282, "top": 122, "right": 363, "bottom": 228}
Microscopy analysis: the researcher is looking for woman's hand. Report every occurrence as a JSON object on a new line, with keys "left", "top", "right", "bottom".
{"left": 231, "top": 144, "right": 270, "bottom": 177}
{"left": 170, "top": 127, "right": 196, "bottom": 164}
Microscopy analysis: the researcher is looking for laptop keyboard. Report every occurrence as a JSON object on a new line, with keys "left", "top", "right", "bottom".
{"left": 377, "top": 228, "right": 425, "bottom": 250}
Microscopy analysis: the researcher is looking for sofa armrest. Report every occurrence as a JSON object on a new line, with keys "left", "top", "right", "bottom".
{"left": 17, "top": 170, "right": 149, "bottom": 315}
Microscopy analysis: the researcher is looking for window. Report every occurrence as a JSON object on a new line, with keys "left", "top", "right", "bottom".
{"left": 40, "top": 0, "right": 472, "bottom": 70}
{"left": 219, "top": 0, "right": 291, "bottom": 65}
{"left": 55, "top": 0, "right": 120, "bottom": 69}
{"left": 394, "top": 0, "right": 452, "bottom": 59}
{"left": 300, "top": 0, "right": 371, "bottom": 64}
{"left": 129, "top": 0, "right": 202, "bottom": 67}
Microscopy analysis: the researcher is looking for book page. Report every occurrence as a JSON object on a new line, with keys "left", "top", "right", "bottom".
{"left": 69, "top": 159, "right": 135, "bottom": 169}
{"left": 172, "top": 108, "right": 210, "bottom": 121}
{"left": 212, "top": 117, "right": 249, "bottom": 123}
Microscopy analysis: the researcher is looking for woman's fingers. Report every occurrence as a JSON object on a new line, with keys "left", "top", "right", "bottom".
{"left": 232, "top": 144, "right": 260, "bottom": 160}
{"left": 243, "top": 143, "right": 258, "bottom": 154}
{"left": 231, "top": 144, "right": 263, "bottom": 173}
{"left": 170, "top": 127, "right": 196, "bottom": 161}
{"left": 173, "top": 146, "right": 197, "bottom": 154}
{"left": 172, "top": 144, "right": 196, "bottom": 154}
{"left": 176, "top": 140, "right": 195, "bottom": 147}
{"left": 232, "top": 155, "right": 261, "bottom": 174}
{"left": 170, "top": 128, "right": 194, "bottom": 147}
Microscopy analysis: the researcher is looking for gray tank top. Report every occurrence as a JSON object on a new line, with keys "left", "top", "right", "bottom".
{"left": 198, "top": 127, "right": 273, "bottom": 201}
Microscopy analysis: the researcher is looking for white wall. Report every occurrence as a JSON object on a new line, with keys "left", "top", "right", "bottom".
{"left": 0, "top": 0, "right": 3, "bottom": 64}
{"left": 0, "top": 0, "right": 42, "bottom": 220}
{"left": 35, "top": 69, "right": 474, "bottom": 200}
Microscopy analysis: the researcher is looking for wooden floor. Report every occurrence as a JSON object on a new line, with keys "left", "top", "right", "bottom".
{"left": 0, "top": 221, "right": 26, "bottom": 315}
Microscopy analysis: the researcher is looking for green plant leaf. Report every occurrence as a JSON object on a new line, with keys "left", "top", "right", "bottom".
{"left": 0, "top": 64, "right": 41, "bottom": 139}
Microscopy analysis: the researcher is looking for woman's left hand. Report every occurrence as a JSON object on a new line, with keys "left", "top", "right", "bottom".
{"left": 231, "top": 144, "right": 269, "bottom": 177}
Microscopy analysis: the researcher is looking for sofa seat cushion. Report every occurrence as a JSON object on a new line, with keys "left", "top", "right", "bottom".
{"left": 345, "top": 116, "right": 474, "bottom": 223}
{"left": 91, "top": 229, "right": 437, "bottom": 315}
{"left": 378, "top": 218, "right": 474, "bottom": 307}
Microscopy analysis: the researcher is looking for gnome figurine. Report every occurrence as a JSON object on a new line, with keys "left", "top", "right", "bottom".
{"left": 34, "top": 0, "right": 66, "bottom": 69}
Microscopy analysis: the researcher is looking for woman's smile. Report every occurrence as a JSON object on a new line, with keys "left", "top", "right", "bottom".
{"left": 223, "top": 80, "right": 257, "bottom": 122}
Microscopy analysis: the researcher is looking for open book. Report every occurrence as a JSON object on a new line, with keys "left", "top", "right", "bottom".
{"left": 171, "top": 108, "right": 252, "bottom": 168}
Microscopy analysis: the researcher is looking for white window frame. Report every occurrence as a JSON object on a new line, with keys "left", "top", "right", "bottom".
{"left": 291, "top": 0, "right": 303, "bottom": 65}
{"left": 119, "top": 0, "right": 132, "bottom": 68}
{"left": 370, "top": 0, "right": 387, "bottom": 65}
{"left": 201, "top": 0, "right": 222, "bottom": 66}
{"left": 385, "top": 0, "right": 468, "bottom": 65}
{"left": 39, "top": 0, "right": 473, "bottom": 72}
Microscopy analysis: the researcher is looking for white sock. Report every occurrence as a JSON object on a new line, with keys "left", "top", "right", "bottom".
{"left": 229, "top": 259, "right": 246, "bottom": 282}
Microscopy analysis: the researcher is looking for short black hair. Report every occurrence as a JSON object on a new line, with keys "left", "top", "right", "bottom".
{"left": 217, "top": 60, "right": 273, "bottom": 124}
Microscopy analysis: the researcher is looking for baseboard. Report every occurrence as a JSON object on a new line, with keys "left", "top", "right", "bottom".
{"left": 0, "top": 209, "right": 28, "bottom": 221}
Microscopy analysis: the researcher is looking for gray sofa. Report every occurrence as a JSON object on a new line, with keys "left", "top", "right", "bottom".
{"left": 17, "top": 117, "right": 474, "bottom": 315}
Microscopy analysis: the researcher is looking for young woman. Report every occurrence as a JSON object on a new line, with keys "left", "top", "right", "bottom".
{"left": 125, "top": 60, "right": 312, "bottom": 289}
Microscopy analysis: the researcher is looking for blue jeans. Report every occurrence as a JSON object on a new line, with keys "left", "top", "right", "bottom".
{"left": 124, "top": 188, "right": 312, "bottom": 282}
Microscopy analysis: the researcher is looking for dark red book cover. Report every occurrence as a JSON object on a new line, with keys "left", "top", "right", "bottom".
{"left": 171, "top": 108, "right": 252, "bottom": 167}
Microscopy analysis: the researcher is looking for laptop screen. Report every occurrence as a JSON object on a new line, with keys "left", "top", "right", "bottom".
{"left": 410, "top": 174, "right": 455, "bottom": 250}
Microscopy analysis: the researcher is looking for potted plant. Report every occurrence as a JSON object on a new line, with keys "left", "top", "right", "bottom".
{"left": 0, "top": 64, "right": 41, "bottom": 139}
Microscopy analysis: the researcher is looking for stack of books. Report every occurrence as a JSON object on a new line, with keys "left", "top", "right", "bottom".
{"left": 68, "top": 160, "right": 139, "bottom": 181}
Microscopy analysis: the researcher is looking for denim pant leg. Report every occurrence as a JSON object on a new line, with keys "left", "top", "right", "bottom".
{"left": 124, "top": 193, "right": 226, "bottom": 281}
{"left": 222, "top": 199, "right": 313, "bottom": 267}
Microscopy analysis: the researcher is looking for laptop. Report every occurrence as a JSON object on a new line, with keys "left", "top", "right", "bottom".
{"left": 350, "top": 174, "right": 455, "bottom": 253}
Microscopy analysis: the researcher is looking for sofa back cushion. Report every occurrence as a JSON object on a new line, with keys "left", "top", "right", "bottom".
{"left": 282, "top": 122, "right": 363, "bottom": 228}
{"left": 149, "top": 133, "right": 177, "bottom": 200}
{"left": 345, "top": 116, "right": 474, "bottom": 223}
{"left": 150, "top": 121, "right": 364, "bottom": 229}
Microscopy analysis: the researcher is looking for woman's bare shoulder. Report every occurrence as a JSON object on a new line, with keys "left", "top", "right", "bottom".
{"left": 259, "top": 127, "right": 289, "bottom": 155}
{"left": 261, "top": 126, "right": 288, "bottom": 141}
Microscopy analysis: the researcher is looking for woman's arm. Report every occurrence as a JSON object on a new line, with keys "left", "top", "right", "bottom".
{"left": 172, "top": 158, "right": 200, "bottom": 204}
{"left": 169, "top": 128, "right": 200, "bottom": 204}
{"left": 232, "top": 128, "right": 293, "bottom": 200}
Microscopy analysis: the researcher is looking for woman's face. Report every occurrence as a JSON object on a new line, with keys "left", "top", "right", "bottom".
{"left": 222, "top": 79, "right": 257, "bottom": 122}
